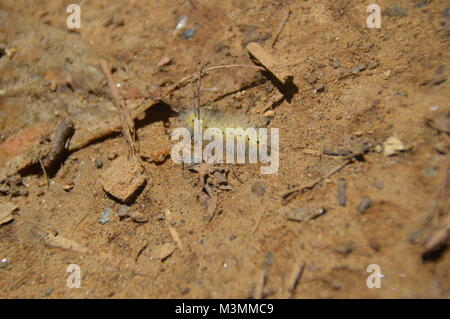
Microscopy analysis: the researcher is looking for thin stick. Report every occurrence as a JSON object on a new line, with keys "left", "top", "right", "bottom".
{"left": 100, "top": 59, "right": 139, "bottom": 159}
{"left": 286, "top": 261, "right": 305, "bottom": 297}
{"left": 195, "top": 64, "right": 202, "bottom": 119}
{"left": 38, "top": 158, "right": 49, "bottom": 189}
{"left": 164, "top": 64, "right": 265, "bottom": 96}
{"left": 272, "top": 8, "right": 291, "bottom": 47}
{"left": 281, "top": 160, "right": 350, "bottom": 204}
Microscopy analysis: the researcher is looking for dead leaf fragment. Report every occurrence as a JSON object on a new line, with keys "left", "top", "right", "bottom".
{"left": 43, "top": 232, "right": 88, "bottom": 253}
{"left": 101, "top": 156, "right": 147, "bottom": 203}
{"left": 156, "top": 56, "right": 172, "bottom": 68}
{"left": 383, "top": 136, "right": 406, "bottom": 156}
{"left": 281, "top": 206, "right": 325, "bottom": 222}
{"left": 0, "top": 202, "right": 18, "bottom": 225}
{"left": 157, "top": 242, "right": 176, "bottom": 261}
{"left": 130, "top": 212, "right": 149, "bottom": 223}
{"left": 422, "top": 220, "right": 450, "bottom": 257}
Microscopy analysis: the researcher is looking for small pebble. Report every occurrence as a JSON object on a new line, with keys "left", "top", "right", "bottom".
{"left": 44, "top": 288, "right": 53, "bottom": 297}
{"left": 95, "top": 158, "right": 103, "bottom": 169}
{"left": 357, "top": 197, "right": 372, "bottom": 213}
{"left": 283, "top": 206, "right": 326, "bottom": 222}
{"left": 350, "top": 64, "right": 367, "bottom": 74}
{"left": 368, "top": 60, "right": 379, "bottom": 70}
{"left": 156, "top": 212, "right": 165, "bottom": 221}
{"left": 117, "top": 205, "right": 130, "bottom": 219}
{"left": 181, "top": 288, "right": 190, "bottom": 295}
{"left": 251, "top": 182, "right": 266, "bottom": 197}
{"left": 181, "top": 28, "right": 196, "bottom": 39}
{"left": 314, "top": 84, "right": 326, "bottom": 93}
{"left": 375, "top": 181, "right": 384, "bottom": 190}
{"left": 338, "top": 179, "right": 347, "bottom": 206}
{"left": 384, "top": 5, "right": 408, "bottom": 17}
{"left": 329, "top": 58, "right": 341, "bottom": 69}
{"left": 335, "top": 244, "right": 353, "bottom": 256}
{"left": 306, "top": 75, "right": 318, "bottom": 84}
{"left": 425, "top": 166, "right": 437, "bottom": 177}
{"left": 98, "top": 208, "right": 113, "bottom": 225}
{"left": 414, "top": 0, "right": 428, "bottom": 8}
{"left": 107, "top": 152, "right": 118, "bottom": 160}
{"left": 131, "top": 212, "right": 149, "bottom": 223}
{"left": 0, "top": 258, "right": 9, "bottom": 268}
{"left": 63, "top": 184, "right": 73, "bottom": 192}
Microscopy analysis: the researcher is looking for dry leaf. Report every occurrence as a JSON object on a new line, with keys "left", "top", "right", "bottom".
{"left": 0, "top": 202, "right": 18, "bottom": 225}
{"left": 383, "top": 136, "right": 406, "bottom": 156}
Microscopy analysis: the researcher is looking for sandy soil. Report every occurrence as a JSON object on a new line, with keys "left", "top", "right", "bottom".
{"left": 0, "top": 0, "right": 449, "bottom": 298}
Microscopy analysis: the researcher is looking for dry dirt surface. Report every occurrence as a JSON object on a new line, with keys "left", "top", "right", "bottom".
{"left": 0, "top": 0, "right": 449, "bottom": 298}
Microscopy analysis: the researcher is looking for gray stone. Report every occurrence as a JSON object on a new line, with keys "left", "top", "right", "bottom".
{"left": 95, "top": 158, "right": 103, "bottom": 169}
{"left": 98, "top": 208, "right": 113, "bottom": 225}
{"left": 357, "top": 197, "right": 372, "bottom": 213}
{"left": 384, "top": 5, "right": 408, "bottom": 17}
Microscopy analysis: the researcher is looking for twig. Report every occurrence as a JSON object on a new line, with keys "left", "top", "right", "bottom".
{"left": 253, "top": 265, "right": 268, "bottom": 299}
{"left": 100, "top": 59, "right": 139, "bottom": 159}
{"left": 195, "top": 63, "right": 203, "bottom": 119}
{"left": 41, "top": 118, "right": 75, "bottom": 170}
{"left": 281, "top": 145, "right": 377, "bottom": 204}
{"left": 165, "top": 209, "right": 183, "bottom": 250}
{"left": 286, "top": 261, "right": 305, "bottom": 297}
{"left": 38, "top": 159, "right": 49, "bottom": 189}
{"left": 271, "top": 8, "right": 291, "bottom": 47}
{"left": 135, "top": 240, "right": 148, "bottom": 262}
{"left": 281, "top": 160, "right": 350, "bottom": 204}
{"left": 164, "top": 64, "right": 265, "bottom": 96}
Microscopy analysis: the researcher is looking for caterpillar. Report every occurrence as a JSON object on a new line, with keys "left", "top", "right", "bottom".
{"left": 172, "top": 107, "right": 280, "bottom": 174}
{"left": 179, "top": 107, "right": 271, "bottom": 153}
{"left": 180, "top": 108, "right": 270, "bottom": 132}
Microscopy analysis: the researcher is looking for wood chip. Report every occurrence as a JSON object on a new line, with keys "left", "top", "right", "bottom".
{"left": 41, "top": 118, "right": 75, "bottom": 170}
{"left": 0, "top": 202, "right": 18, "bottom": 225}
{"left": 165, "top": 209, "right": 183, "bottom": 250}
{"left": 101, "top": 156, "right": 147, "bottom": 203}
{"left": 281, "top": 206, "right": 326, "bottom": 222}
{"left": 286, "top": 261, "right": 305, "bottom": 294}
{"left": 422, "top": 217, "right": 450, "bottom": 257}
{"left": 383, "top": 136, "right": 406, "bottom": 156}
{"left": 156, "top": 56, "right": 172, "bottom": 68}
{"left": 43, "top": 232, "right": 88, "bottom": 253}
{"left": 253, "top": 268, "right": 267, "bottom": 299}
{"left": 246, "top": 42, "right": 293, "bottom": 84}
{"left": 157, "top": 242, "right": 176, "bottom": 261}
{"left": 130, "top": 212, "right": 149, "bottom": 223}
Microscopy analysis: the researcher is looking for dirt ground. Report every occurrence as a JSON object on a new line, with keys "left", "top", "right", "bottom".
{"left": 0, "top": 0, "right": 449, "bottom": 298}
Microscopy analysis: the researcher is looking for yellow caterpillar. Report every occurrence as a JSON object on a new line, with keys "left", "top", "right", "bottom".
{"left": 179, "top": 108, "right": 271, "bottom": 154}
{"left": 172, "top": 108, "right": 279, "bottom": 174}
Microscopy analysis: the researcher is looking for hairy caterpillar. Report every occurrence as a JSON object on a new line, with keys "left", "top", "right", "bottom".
{"left": 172, "top": 108, "right": 280, "bottom": 174}
{"left": 180, "top": 108, "right": 270, "bottom": 132}
{"left": 179, "top": 107, "right": 271, "bottom": 153}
